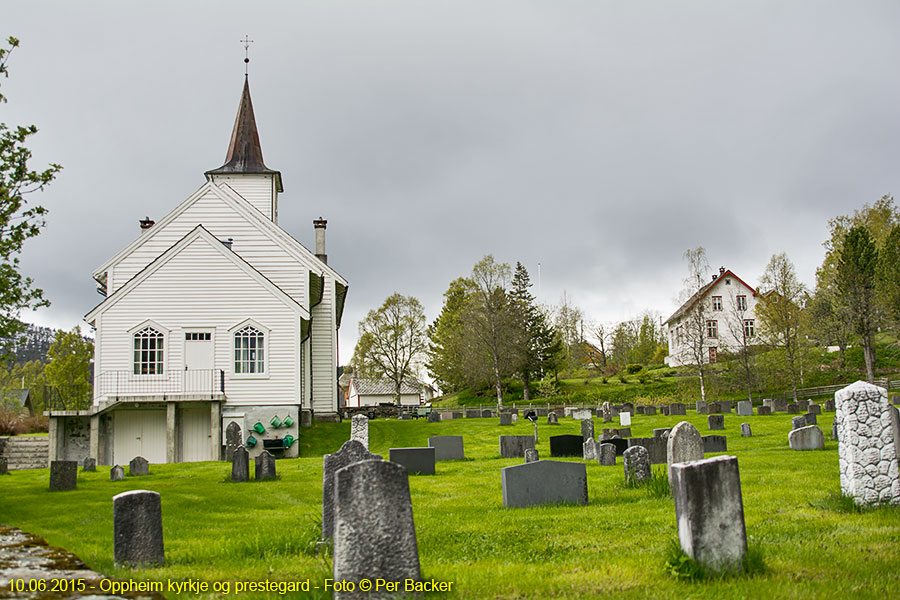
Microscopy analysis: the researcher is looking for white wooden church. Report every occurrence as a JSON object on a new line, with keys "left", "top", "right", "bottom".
{"left": 48, "top": 75, "right": 347, "bottom": 465}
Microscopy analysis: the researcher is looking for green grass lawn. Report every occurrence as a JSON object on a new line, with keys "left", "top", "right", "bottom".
{"left": 2, "top": 412, "right": 900, "bottom": 599}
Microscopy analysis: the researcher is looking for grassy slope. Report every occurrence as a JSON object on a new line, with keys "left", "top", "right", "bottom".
{"left": 2, "top": 412, "right": 900, "bottom": 599}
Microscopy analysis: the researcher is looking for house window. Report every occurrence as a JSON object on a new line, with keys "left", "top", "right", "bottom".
{"left": 133, "top": 327, "right": 164, "bottom": 375}
{"left": 709, "top": 347, "right": 718, "bottom": 363}
{"left": 707, "top": 320, "right": 718, "bottom": 338}
{"left": 234, "top": 326, "right": 265, "bottom": 374}
{"left": 712, "top": 296, "right": 723, "bottom": 311}
{"left": 744, "top": 319, "right": 755, "bottom": 338}
{"left": 185, "top": 332, "right": 211, "bottom": 341}
{"left": 736, "top": 295, "right": 747, "bottom": 311}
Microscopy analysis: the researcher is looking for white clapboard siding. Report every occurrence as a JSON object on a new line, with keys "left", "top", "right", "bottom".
{"left": 311, "top": 276, "right": 337, "bottom": 413}
{"left": 96, "top": 238, "right": 301, "bottom": 407}
{"left": 210, "top": 174, "right": 277, "bottom": 221}
{"left": 111, "top": 187, "right": 305, "bottom": 302}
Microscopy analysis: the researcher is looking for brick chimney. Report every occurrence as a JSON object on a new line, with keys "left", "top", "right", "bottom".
{"left": 313, "top": 217, "right": 327, "bottom": 264}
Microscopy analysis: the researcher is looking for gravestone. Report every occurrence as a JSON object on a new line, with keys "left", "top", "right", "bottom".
{"left": 741, "top": 423, "right": 752, "bottom": 438}
{"left": 791, "top": 416, "right": 807, "bottom": 430}
{"left": 428, "top": 435, "right": 464, "bottom": 461}
{"left": 719, "top": 401, "right": 732, "bottom": 413}
{"left": 757, "top": 406, "right": 772, "bottom": 416}
{"left": 667, "top": 421, "right": 704, "bottom": 482}
{"left": 644, "top": 406, "right": 657, "bottom": 416}
{"left": 0, "top": 457, "right": 7, "bottom": 475}
{"left": 581, "top": 419, "right": 595, "bottom": 442}
{"left": 501, "top": 460, "right": 588, "bottom": 508}
{"left": 832, "top": 419, "right": 838, "bottom": 440}
{"left": 788, "top": 425, "right": 824, "bottom": 450}
{"left": 824, "top": 399, "right": 835, "bottom": 412}
{"left": 512, "top": 414, "right": 519, "bottom": 423}
{"left": 805, "top": 413, "right": 817, "bottom": 426}
{"left": 621, "top": 402, "right": 635, "bottom": 415}
{"left": 547, "top": 413, "right": 559, "bottom": 425}
{"left": 451, "top": 412, "right": 464, "bottom": 420}
{"left": 623, "top": 445, "right": 651, "bottom": 484}
{"left": 583, "top": 439, "right": 598, "bottom": 461}
{"left": 620, "top": 412, "right": 632, "bottom": 427}
{"left": 604, "top": 437, "right": 630, "bottom": 456}
{"left": 322, "top": 440, "right": 383, "bottom": 539}
{"left": 499, "top": 435, "right": 536, "bottom": 458}
{"left": 636, "top": 406, "right": 646, "bottom": 415}
{"left": 773, "top": 398, "right": 788, "bottom": 412}
{"left": 499, "top": 413, "right": 513, "bottom": 426}
{"left": 616, "top": 427, "right": 632, "bottom": 438}
{"left": 653, "top": 428, "right": 672, "bottom": 439}
{"left": 736, "top": 401, "right": 752, "bottom": 417}
{"left": 536, "top": 408, "right": 549, "bottom": 417}
{"left": 670, "top": 403, "right": 687, "bottom": 416}
{"left": 129, "top": 456, "right": 149, "bottom": 476}
{"left": 707, "top": 402, "right": 720, "bottom": 414}
{"left": 549, "top": 434, "right": 584, "bottom": 457}
{"left": 809, "top": 403, "right": 821, "bottom": 415}
{"left": 572, "top": 408, "right": 592, "bottom": 420}
{"left": 389, "top": 447, "right": 436, "bottom": 475}
{"left": 836, "top": 382, "right": 900, "bottom": 505}
{"left": 708, "top": 415, "right": 724, "bottom": 431}
{"left": 524, "top": 448, "right": 539, "bottom": 463}
{"left": 82, "top": 457, "right": 97, "bottom": 472}
{"left": 225, "top": 421, "right": 242, "bottom": 461}
{"left": 696, "top": 400, "right": 707, "bottom": 414}
{"left": 627, "top": 437, "right": 667, "bottom": 464}
{"left": 482, "top": 410, "right": 492, "bottom": 418}
{"left": 661, "top": 405, "right": 670, "bottom": 416}
{"left": 465, "top": 410, "right": 480, "bottom": 418}
{"left": 670, "top": 455, "right": 747, "bottom": 573}
{"left": 427, "top": 411, "right": 441, "bottom": 423}
{"left": 113, "top": 490, "right": 164, "bottom": 567}
{"left": 350, "top": 414, "right": 369, "bottom": 450}
{"left": 598, "top": 443, "right": 616, "bottom": 466}
{"left": 893, "top": 394, "right": 900, "bottom": 406}
{"left": 439, "top": 412, "right": 453, "bottom": 421}
{"left": 333, "top": 460, "right": 421, "bottom": 596}
{"left": 49, "top": 461, "right": 77, "bottom": 491}
{"left": 110, "top": 465, "right": 125, "bottom": 482}
{"left": 787, "top": 403, "right": 801, "bottom": 414}
{"left": 702, "top": 435, "right": 727, "bottom": 453}
{"left": 231, "top": 446, "right": 249, "bottom": 482}
{"left": 255, "top": 450, "right": 277, "bottom": 481}
{"left": 601, "top": 401, "right": 612, "bottom": 422}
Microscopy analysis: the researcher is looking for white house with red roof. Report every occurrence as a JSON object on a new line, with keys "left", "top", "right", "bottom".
{"left": 664, "top": 267, "right": 758, "bottom": 367}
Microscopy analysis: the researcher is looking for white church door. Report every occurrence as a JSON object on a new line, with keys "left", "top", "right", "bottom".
{"left": 180, "top": 406, "right": 212, "bottom": 462}
{"left": 114, "top": 409, "right": 166, "bottom": 465}
{"left": 184, "top": 332, "right": 214, "bottom": 370}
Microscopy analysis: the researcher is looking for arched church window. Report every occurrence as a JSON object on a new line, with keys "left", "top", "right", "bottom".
{"left": 234, "top": 326, "right": 265, "bottom": 374}
{"left": 133, "top": 327, "right": 164, "bottom": 375}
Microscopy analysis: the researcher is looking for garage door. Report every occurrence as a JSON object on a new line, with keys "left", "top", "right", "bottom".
{"left": 180, "top": 406, "right": 211, "bottom": 462}
{"left": 114, "top": 409, "right": 166, "bottom": 465}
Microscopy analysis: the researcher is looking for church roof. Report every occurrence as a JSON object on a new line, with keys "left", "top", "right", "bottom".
{"left": 206, "top": 77, "right": 283, "bottom": 192}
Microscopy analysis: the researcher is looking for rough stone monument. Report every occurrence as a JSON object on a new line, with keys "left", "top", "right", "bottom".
{"left": 0, "top": 457, "right": 7, "bottom": 476}
{"left": 669, "top": 403, "right": 687, "bottom": 416}
{"left": 350, "top": 414, "right": 369, "bottom": 450}
{"left": 623, "top": 445, "right": 651, "bottom": 484}
{"left": 113, "top": 490, "right": 165, "bottom": 567}
{"left": 322, "top": 440, "right": 383, "bottom": 539}
{"left": 667, "top": 421, "right": 704, "bottom": 482}
{"left": 333, "top": 460, "right": 421, "bottom": 597}
{"left": 791, "top": 416, "right": 807, "bottom": 430}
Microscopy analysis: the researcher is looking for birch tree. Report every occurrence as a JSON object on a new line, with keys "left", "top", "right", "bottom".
{"left": 673, "top": 247, "right": 712, "bottom": 402}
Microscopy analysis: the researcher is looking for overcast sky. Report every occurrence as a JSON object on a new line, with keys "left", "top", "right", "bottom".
{"left": 5, "top": 1, "right": 900, "bottom": 363}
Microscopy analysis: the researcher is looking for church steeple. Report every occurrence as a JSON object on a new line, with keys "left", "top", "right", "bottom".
{"left": 206, "top": 76, "right": 283, "bottom": 193}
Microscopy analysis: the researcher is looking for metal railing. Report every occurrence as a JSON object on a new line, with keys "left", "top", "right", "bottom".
{"left": 769, "top": 378, "right": 899, "bottom": 401}
{"left": 95, "top": 369, "right": 225, "bottom": 401}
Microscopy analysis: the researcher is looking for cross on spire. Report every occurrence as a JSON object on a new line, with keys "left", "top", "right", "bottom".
{"left": 241, "top": 35, "right": 254, "bottom": 75}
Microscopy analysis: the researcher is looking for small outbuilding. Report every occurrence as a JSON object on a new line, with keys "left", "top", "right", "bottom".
{"left": 347, "top": 378, "right": 422, "bottom": 407}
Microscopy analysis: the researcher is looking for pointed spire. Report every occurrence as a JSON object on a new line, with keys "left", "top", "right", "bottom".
{"left": 206, "top": 77, "right": 282, "bottom": 192}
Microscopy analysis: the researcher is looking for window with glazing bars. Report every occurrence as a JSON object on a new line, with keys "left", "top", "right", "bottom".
{"left": 234, "top": 326, "right": 265, "bottom": 373}
{"left": 133, "top": 327, "right": 164, "bottom": 374}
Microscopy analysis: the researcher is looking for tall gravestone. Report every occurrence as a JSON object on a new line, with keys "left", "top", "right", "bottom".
{"left": 601, "top": 401, "right": 612, "bottom": 422}
{"left": 619, "top": 412, "right": 632, "bottom": 427}
{"left": 825, "top": 399, "right": 836, "bottom": 412}
{"left": 231, "top": 446, "right": 249, "bottom": 482}
{"left": 696, "top": 400, "right": 707, "bottom": 415}
{"left": 623, "top": 445, "right": 651, "bottom": 484}
{"left": 583, "top": 439, "right": 598, "bottom": 461}
{"left": 322, "top": 440, "right": 383, "bottom": 539}
{"left": 598, "top": 443, "right": 616, "bottom": 466}
{"left": 255, "top": 450, "right": 277, "bottom": 481}
{"left": 49, "top": 460, "right": 77, "bottom": 491}
{"left": 667, "top": 421, "right": 704, "bottom": 483}
{"left": 741, "top": 423, "right": 752, "bottom": 438}
{"left": 129, "top": 456, "right": 149, "bottom": 476}
{"left": 113, "top": 490, "right": 165, "bottom": 567}
{"left": 581, "top": 419, "right": 595, "bottom": 442}
{"left": 501, "top": 460, "right": 588, "bottom": 508}
{"left": 835, "top": 381, "right": 900, "bottom": 505}
{"left": 333, "top": 460, "right": 421, "bottom": 597}
{"left": 670, "top": 455, "right": 747, "bottom": 573}
{"left": 110, "top": 465, "right": 125, "bottom": 481}
{"left": 350, "top": 414, "right": 369, "bottom": 450}
{"left": 225, "top": 421, "right": 242, "bottom": 461}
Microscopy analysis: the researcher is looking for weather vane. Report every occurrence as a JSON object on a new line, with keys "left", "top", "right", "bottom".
{"left": 241, "top": 35, "right": 254, "bottom": 76}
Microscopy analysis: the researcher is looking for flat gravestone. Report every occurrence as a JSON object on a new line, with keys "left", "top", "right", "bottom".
{"left": 667, "top": 421, "right": 705, "bottom": 482}
{"left": 644, "top": 406, "right": 657, "bottom": 416}
{"left": 49, "top": 461, "right": 77, "bottom": 491}
{"left": 598, "top": 443, "right": 616, "bottom": 466}
{"left": 671, "top": 455, "right": 747, "bottom": 573}
{"left": 789, "top": 425, "right": 824, "bottom": 450}
{"left": 129, "top": 456, "right": 149, "bottom": 476}
{"left": 536, "top": 408, "right": 549, "bottom": 416}
{"left": 621, "top": 402, "right": 635, "bottom": 415}
{"left": 707, "top": 402, "right": 720, "bottom": 414}
{"left": 547, "top": 413, "right": 559, "bottom": 425}
{"left": 627, "top": 437, "right": 667, "bottom": 464}
{"left": 350, "top": 414, "right": 369, "bottom": 450}
{"left": 549, "top": 434, "right": 583, "bottom": 457}
{"left": 619, "top": 412, "right": 632, "bottom": 427}
{"left": 428, "top": 435, "right": 464, "bottom": 461}
{"left": 623, "top": 445, "right": 651, "bottom": 484}
{"left": 113, "top": 490, "right": 165, "bottom": 567}
{"left": 653, "top": 428, "right": 672, "bottom": 439}
{"left": 719, "top": 401, "right": 732, "bottom": 413}
{"left": 741, "top": 423, "right": 752, "bottom": 437}
{"left": 581, "top": 419, "right": 595, "bottom": 442}
{"left": 524, "top": 448, "right": 539, "bottom": 463}
{"left": 616, "top": 427, "right": 632, "bottom": 438}
{"left": 787, "top": 403, "right": 801, "bottom": 414}
{"left": 572, "top": 408, "right": 592, "bottom": 420}
{"left": 583, "top": 439, "right": 598, "bottom": 461}
{"left": 427, "top": 411, "right": 441, "bottom": 423}
{"left": 466, "top": 410, "right": 480, "bottom": 418}
{"left": 757, "top": 406, "right": 772, "bottom": 416}
{"left": 604, "top": 437, "right": 630, "bottom": 456}
{"left": 389, "top": 447, "right": 436, "bottom": 475}
{"left": 499, "top": 413, "right": 513, "bottom": 426}
{"left": 825, "top": 399, "right": 836, "bottom": 411}
{"left": 708, "top": 415, "right": 724, "bottom": 431}
{"left": 792, "top": 416, "right": 807, "bottom": 430}
{"left": 773, "top": 398, "right": 788, "bottom": 412}
{"left": 231, "top": 446, "right": 249, "bottom": 482}
{"left": 661, "top": 406, "right": 670, "bottom": 416}
{"left": 322, "top": 440, "right": 383, "bottom": 539}
{"left": 482, "top": 410, "right": 493, "bottom": 418}
{"left": 255, "top": 450, "right": 277, "bottom": 481}
{"left": 82, "top": 457, "right": 97, "bottom": 472}
{"left": 805, "top": 413, "right": 817, "bottom": 426}
{"left": 501, "top": 460, "right": 588, "bottom": 508}
{"left": 809, "top": 403, "right": 821, "bottom": 415}
{"left": 702, "top": 435, "right": 727, "bottom": 453}
{"left": 736, "top": 401, "right": 752, "bottom": 417}
{"left": 670, "top": 403, "right": 687, "bottom": 416}
{"left": 636, "top": 406, "right": 646, "bottom": 415}
{"left": 225, "top": 421, "right": 242, "bottom": 461}
{"left": 333, "top": 460, "right": 421, "bottom": 596}
{"left": 499, "top": 435, "right": 536, "bottom": 458}
{"left": 110, "top": 465, "right": 125, "bottom": 481}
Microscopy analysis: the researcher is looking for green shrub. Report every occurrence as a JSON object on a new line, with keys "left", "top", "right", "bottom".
{"left": 626, "top": 363, "right": 643, "bottom": 374}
